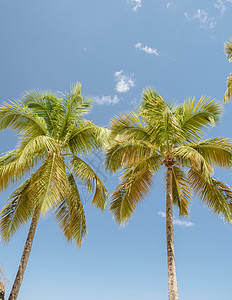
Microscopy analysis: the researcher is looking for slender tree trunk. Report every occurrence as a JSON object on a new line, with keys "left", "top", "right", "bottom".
{"left": 166, "top": 166, "right": 179, "bottom": 300}
{"left": 8, "top": 207, "right": 40, "bottom": 300}
{"left": 0, "top": 290, "right": 5, "bottom": 300}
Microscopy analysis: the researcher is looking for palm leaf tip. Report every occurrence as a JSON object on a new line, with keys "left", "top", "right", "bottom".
{"left": 188, "top": 168, "right": 232, "bottom": 223}
{"left": 224, "top": 39, "right": 232, "bottom": 62}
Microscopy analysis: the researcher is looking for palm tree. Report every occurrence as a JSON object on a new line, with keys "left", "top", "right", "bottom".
{"left": 0, "top": 84, "right": 108, "bottom": 300}
{"left": 105, "top": 89, "right": 232, "bottom": 300}
{"left": 223, "top": 39, "right": 232, "bottom": 102}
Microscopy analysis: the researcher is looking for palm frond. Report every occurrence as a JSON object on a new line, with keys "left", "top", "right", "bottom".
{"left": 139, "top": 89, "right": 182, "bottom": 146}
{"left": 139, "top": 88, "right": 167, "bottom": 121}
{"left": 55, "top": 174, "right": 87, "bottom": 247}
{"left": 71, "top": 155, "right": 107, "bottom": 211}
{"left": 174, "top": 145, "right": 213, "bottom": 177}
{"left": 23, "top": 153, "right": 67, "bottom": 215}
{"left": 189, "top": 137, "right": 232, "bottom": 168}
{"left": 171, "top": 165, "right": 192, "bottom": 216}
{"left": 22, "top": 90, "right": 58, "bottom": 134}
{"left": 0, "top": 136, "right": 60, "bottom": 191}
{"left": 67, "top": 120, "right": 104, "bottom": 154}
{"left": 0, "top": 101, "right": 47, "bottom": 136}
{"left": 179, "top": 97, "right": 222, "bottom": 141}
{"left": 109, "top": 112, "right": 149, "bottom": 141}
{"left": 224, "top": 39, "right": 232, "bottom": 62}
{"left": 188, "top": 168, "right": 232, "bottom": 222}
{"left": 0, "top": 179, "right": 35, "bottom": 243}
{"left": 110, "top": 162, "right": 155, "bottom": 225}
{"left": 58, "top": 84, "right": 92, "bottom": 141}
{"left": 105, "top": 139, "right": 155, "bottom": 173}
{"left": 223, "top": 74, "right": 232, "bottom": 103}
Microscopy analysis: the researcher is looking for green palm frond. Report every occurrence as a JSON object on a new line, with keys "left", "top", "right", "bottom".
{"left": 139, "top": 88, "right": 167, "bottom": 121}
{"left": 224, "top": 39, "right": 232, "bottom": 62}
{"left": 105, "top": 139, "right": 155, "bottom": 173}
{"left": 22, "top": 90, "right": 58, "bottom": 133}
{"left": 66, "top": 83, "right": 92, "bottom": 112}
{"left": 0, "top": 136, "right": 60, "bottom": 191}
{"left": 171, "top": 165, "right": 192, "bottom": 216}
{"left": 0, "top": 179, "right": 35, "bottom": 243}
{"left": 67, "top": 120, "right": 104, "bottom": 154}
{"left": 55, "top": 174, "right": 87, "bottom": 247}
{"left": 174, "top": 145, "right": 213, "bottom": 177}
{"left": 189, "top": 138, "right": 232, "bottom": 168}
{"left": 110, "top": 163, "right": 155, "bottom": 225}
{"left": 188, "top": 168, "right": 232, "bottom": 222}
{"left": 23, "top": 153, "right": 67, "bottom": 215}
{"left": 223, "top": 74, "right": 232, "bottom": 103}
{"left": 179, "top": 97, "right": 222, "bottom": 141}
{"left": 139, "top": 89, "right": 183, "bottom": 146}
{"left": 109, "top": 112, "right": 149, "bottom": 141}
{"left": 0, "top": 101, "right": 47, "bottom": 136}
{"left": 59, "top": 84, "right": 92, "bottom": 141}
{"left": 71, "top": 155, "right": 107, "bottom": 211}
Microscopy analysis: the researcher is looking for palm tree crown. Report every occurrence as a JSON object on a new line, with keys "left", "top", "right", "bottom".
{"left": 106, "top": 89, "right": 232, "bottom": 223}
{"left": 0, "top": 83, "right": 107, "bottom": 245}
{"left": 105, "top": 89, "right": 232, "bottom": 299}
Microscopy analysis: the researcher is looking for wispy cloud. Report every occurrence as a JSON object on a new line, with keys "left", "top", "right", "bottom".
{"left": 214, "top": 0, "right": 226, "bottom": 15}
{"left": 115, "top": 70, "right": 135, "bottom": 93}
{"left": 128, "top": 0, "right": 142, "bottom": 12}
{"left": 184, "top": 9, "right": 216, "bottom": 29}
{"left": 214, "top": 0, "right": 232, "bottom": 14}
{"left": 135, "top": 42, "right": 159, "bottom": 56}
{"left": 93, "top": 95, "right": 120, "bottom": 105}
{"left": 158, "top": 211, "right": 194, "bottom": 228}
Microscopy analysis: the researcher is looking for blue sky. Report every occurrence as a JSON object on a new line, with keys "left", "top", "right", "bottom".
{"left": 0, "top": 1, "right": 232, "bottom": 299}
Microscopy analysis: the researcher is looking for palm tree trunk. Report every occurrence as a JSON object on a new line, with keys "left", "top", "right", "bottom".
{"left": 166, "top": 166, "right": 179, "bottom": 300}
{"left": 8, "top": 207, "right": 40, "bottom": 300}
{"left": 0, "top": 290, "right": 4, "bottom": 300}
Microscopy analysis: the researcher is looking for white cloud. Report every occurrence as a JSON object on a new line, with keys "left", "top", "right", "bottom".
{"left": 214, "top": 0, "right": 226, "bottom": 15}
{"left": 158, "top": 211, "right": 194, "bottom": 228}
{"left": 184, "top": 9, "right": 216, "bottom": 29}
{"left": 158, "top": 211, "right": 166, "bottom": 218}
{"left": 135, "top": 42, "right": 159, "bottom": 56}
{"left": 114, "top": 70, "right": 135, "bottom": 93}
{"left": 128, "top": 0, "right": 142, "bottom": 12}
{"left": 166, "top": 2, "right": 171, "bottom": 8}
{"left": 93, "top": 95, "right": 120, "bottom": 105}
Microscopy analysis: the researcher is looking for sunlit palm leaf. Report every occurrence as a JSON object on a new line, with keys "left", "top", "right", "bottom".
{"left": 174, "top": 145, "right": 213, "bottom": 177}
{"left": 223, "top": 74, "right": 232, "bottom": 103}
{"left": 0, "top": 179, "right": 34, "bottom": 243}
{"left": 188, "top": 168, "right": 232, "bottom": 222}
{"left": 110, "top": 164, "right": 154, "bottom": 225}
{"left": 55, "top": 174, "right": 87, "bottom": 247}
{"left": 29, "top": 154, "right": 67, "bottom": 214}
{"left": 0, "top": 101, "right": 47, "bottom": 136}
{"left": 179, "top": 97, "right": 222, "bottom": 141}
{"left": 189, "top": 137, "right": 232, "bottom": 168}
{"left": 139, "top": 89, "right": 182, "bottom": 145}
{"left": 71, "top": 155, "right": 107, "bottom": 211}
{"left": 67, "top": 120, "right": 104, "bottom": 154}
{"left": 171, "top": 165, "right": 192, "bottom": 216}
{"left": 109, "top": 112, "right": 149, "bottom": 141}
{"left": 0, "top": 136, "right": 60, "bottom": 191}
{"left": 224, "top": 39, "right": 232, "bottom": 62}
{"left": 105, "top": 139, "right": 154, "bottom": 173}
